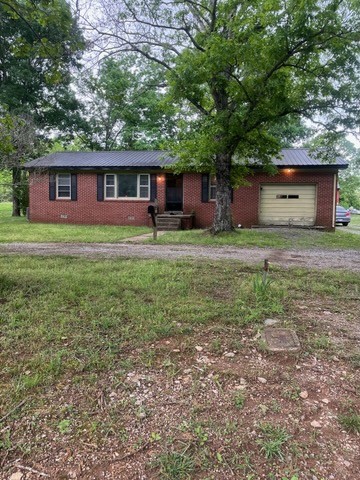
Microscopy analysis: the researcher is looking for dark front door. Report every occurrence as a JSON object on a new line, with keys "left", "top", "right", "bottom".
{"left": 166, "top": 174, "right": 183, "bottom": 212}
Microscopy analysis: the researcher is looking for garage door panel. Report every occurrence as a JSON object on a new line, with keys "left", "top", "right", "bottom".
{"left": 260, "top": 184, "right": 316, "bottom": 226}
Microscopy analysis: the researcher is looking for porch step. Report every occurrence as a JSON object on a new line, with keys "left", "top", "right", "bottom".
{"left": 156, "top": 216, "right": 181, "bottom": 231}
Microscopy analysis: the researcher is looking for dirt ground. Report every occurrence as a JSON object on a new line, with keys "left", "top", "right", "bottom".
{"left": 2, "top": 298, "right": 360, "bottom": 480}
{"left": 1, "top": 239, "right": 359, "bottom": 480}
{"left": 0, "top": 241, "right": 360, "bottom": 272}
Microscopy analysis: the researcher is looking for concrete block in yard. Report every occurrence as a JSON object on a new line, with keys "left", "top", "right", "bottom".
{"left": 262, "top": 328, "right": 300, "bottom": 352}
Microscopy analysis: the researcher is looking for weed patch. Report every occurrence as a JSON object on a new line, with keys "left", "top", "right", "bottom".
{"left": 155, "top": 450, "right": 195, "bottom": 479}
{"left": 338, "top": 411, "right": 360, "bottom": 433}
{"left": 256, "top": 423, "right": 292, "bottom": 460}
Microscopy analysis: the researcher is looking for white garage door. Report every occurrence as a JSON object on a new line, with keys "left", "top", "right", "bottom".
{"left": 259, "top": 184, "right": 316, "bottom": 226}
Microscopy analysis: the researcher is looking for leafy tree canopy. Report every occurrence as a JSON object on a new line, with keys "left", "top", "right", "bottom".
{"left": 0, "top": 0, "right": 85, "bottom": 130}
{"left": 86, "top": 0, "right": 360, "bottom": 231}
{"left": 0, "top": 0, "right": 86, "bottom": 215}
{"left": 73, "top": 57, "right": 178, "bottom": 151}
{"left": 336, "top": 138, "right": 360, "bottom": 209}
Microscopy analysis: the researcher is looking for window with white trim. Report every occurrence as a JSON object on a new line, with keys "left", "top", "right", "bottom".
{"left": 57, "top": 173, "right": 71, "bottom": 198}
{"left": 105, "top": 173, "right": 150, "bottom": 199}
{"left": 105, "top": 174, "right": 116, "bottom": 198}
{"left": 209, "top": 175, "right": 217, "bottom": 200}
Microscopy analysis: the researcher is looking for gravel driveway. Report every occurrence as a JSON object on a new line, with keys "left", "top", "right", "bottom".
{"left": 1, "top": 242, "right": 360, "bottom": 271}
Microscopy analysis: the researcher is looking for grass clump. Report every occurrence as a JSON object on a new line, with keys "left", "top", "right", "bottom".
{"left": 256, "top": 423, "right": 291, "bottom": 460}
{"left": 253, "top": 273, "right": 273, "bottom": 298}
{"left": 233, "top": 391, "right": 246, "bottom": 409}
{"left": 156, "top": 450, "right": 195, "bottom": 479}
{"left": 338, "top": 412, "right": 360, "bottom": 433}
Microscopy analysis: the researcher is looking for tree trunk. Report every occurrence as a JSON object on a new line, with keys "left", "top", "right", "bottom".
{"left": 12, "top": 167, "right": 21, "bottom": 216}
{"left": 211, "top": 152, "right": 233, "bottom": 233}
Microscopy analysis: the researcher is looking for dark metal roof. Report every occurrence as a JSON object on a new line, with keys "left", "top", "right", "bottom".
{"left": 272, "top": 148, "right": 347, "bottom": 167}
{"left": 24, "top": 148, "right": 348, "bottom": 170}
{"left": 24, "top": 151, "right": 175, "bottom": 169}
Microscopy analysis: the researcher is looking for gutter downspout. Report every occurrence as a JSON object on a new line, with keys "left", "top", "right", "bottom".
{"left": 332, "top": 173, "right": 337, "bottom": 229}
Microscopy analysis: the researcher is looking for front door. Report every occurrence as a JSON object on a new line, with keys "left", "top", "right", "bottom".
{"left": 166, "top": 174, "right": 183, "bottom": 212}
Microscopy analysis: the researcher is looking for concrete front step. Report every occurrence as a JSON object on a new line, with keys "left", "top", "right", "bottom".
{"left": 156, "top": 217, "right": 181, "bottom": 231}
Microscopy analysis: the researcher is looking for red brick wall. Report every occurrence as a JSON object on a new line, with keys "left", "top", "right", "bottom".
{"left": 29, "top": 170, "right": 336, "bottom": 229}
{"left": 29, "top": 172, "right": 167, "bottom": 227}
{"left": 183, "top": 170, "right": 336, "bottom": 229}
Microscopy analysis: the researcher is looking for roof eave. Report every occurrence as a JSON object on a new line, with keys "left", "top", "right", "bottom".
{"left": 24, "top": 165, "right": 169, "bottom": 171}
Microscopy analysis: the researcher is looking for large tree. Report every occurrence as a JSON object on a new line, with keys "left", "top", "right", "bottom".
{"left": 0, "top": 0, "right": 85, "bottom": 214}
{"left": 75, "top": 57, "right": 178, "bottom": 151}
{"left": 84, "top": 0, "right": 360, "bottom": 232}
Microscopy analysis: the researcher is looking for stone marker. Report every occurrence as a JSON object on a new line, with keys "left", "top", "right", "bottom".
{"left": 262, "top": 328, "right": 301, "bottom": 352}
{"left": 9, "top": 472, "right": 23, "bottom": 480}
{"left": 264, "top": 318, "right": 279, "bottom": 326}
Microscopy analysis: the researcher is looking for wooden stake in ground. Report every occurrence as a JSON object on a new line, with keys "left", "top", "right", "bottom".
{"left": 147, "top": 204, "right": 158, "bottom": 240}
{"left": 263, "top": 258, "right": 269, "bottom": 285}
{"left": 0, "top": 399, "right": 26, "bottom": 424}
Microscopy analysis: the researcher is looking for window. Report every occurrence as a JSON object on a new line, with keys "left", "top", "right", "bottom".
{"left": 209, "top": 175, "right": 217, "bottom": 200}
{"left": 276, "top": 194, "right": 300, "bottom": 199}
{"left": 57, "top": 174, "right": 71, "bottom": 198}
{"left": 105, "top": 174, "right": 116, "bottom": 198}
{"left": 105, "top": 174, "right": 150, "bottom": 200}
{"left": 139, "top": 174, "right": 150, "bottom": 198}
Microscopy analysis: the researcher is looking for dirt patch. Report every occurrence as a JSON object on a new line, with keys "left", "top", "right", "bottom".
{"left": 2, "top": 319, "right": 359, "bottom": 480}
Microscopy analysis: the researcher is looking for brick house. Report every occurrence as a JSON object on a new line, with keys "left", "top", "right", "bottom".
{"left": 24, "top": 149, "right": 347, "bottom": 230}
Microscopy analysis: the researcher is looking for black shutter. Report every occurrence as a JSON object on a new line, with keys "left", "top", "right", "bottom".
{"left": 49, "top": 174, "right": 56, "bottom": 201}
{"left": 231, "top": 187, "right": 234, "bottom": 203}
{"left": 71, "top": 174, "right": 77, "bottom": 201}
{"left": 201, "top": 174, "right": 209, "bottom": 203}
{"left": 150, "top": 174, "right": 157, "bottom": 201}
{"left": 97, "top": 174, "right": 104, "bottom": 201}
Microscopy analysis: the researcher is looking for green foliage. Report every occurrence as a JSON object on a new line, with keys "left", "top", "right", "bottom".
{"left": 194, "top": 425, "right": 208, "bottom": 446}
{"left": 0, "top": 0, "right": 85, "bottom": 214}
{"left": 57, "top": 419, "right": 71, "bottom": 434}
{"left": 156, "top": 450, "right": 195, "bottom": 479}
{"left": 253, "top": 273, "right": 273, "bottom": 299}
{"left": 257, "top": 423, "right": 291, "bottom": 460}
{"left": 0, "top": 170, "right": 12, "bottom": 201}
{"left": 339, "top": 175, "right": 360, "bottom": 209}
{"left": 233, "top": 391, "right": 246, "bottom": 410}
{"left": 163, "top": 0, "right": 360, "bottom": 167}
{"left": 313, "top": 335, "right": 332, "bottom": 351}
{"left": 75, "top": 57, "right": 177, "bottom": 151}
{"left": 0, "top": 430, "right": 11, "bottom": 451}
{"left": 0, "top": 112, "right": 15, "bottom": 155}
{"left": 338, "top": 412, "right": 360, "bottom": 433}
{"left": 304, "top": 137, "right": 360, "bottom": 208}
{"left": 0, "top": 0, "right": 85, "bottom": 130}
{"left": 94, "top": 0, "right": 360, "bottom": 231}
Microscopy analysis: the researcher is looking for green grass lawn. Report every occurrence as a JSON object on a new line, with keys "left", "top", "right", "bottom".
{"left": 349, "top": 213, "right": 360, "bottom": 227}
{"left": 0, "top": 202, "right": 151, "bottom": 243}
{"left": 1, "top": 255, "right": 359, "bottom": 478}
{"left": 2, "top": 201, "right": 360, "bottom": 249}
{"left": 1, "top": 254, "right": 357, "bottom": 402}
{"left": 1, "top": 254, "right": 358, "bottom": 405}
{"left": 151, "top": 225, "right": 360, "bottom": 249}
